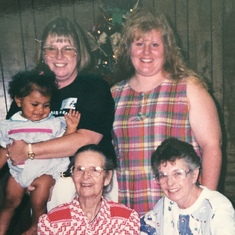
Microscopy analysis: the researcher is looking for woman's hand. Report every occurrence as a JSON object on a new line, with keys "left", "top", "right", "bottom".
{"left": 7, "top": 139, "right": 28, "bottom": 164}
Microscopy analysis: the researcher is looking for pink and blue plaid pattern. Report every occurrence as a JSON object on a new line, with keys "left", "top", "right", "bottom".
{"left": 111, "top": 79, "right": 202, "bottom": 216}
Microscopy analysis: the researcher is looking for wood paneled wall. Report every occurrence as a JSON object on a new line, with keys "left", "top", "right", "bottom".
{"left": 0, "top": 0, "right": 235, "bottom": 205}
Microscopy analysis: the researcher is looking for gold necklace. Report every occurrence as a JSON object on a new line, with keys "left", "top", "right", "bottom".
{"left": 88, "top": 201, "right": 101, "bottom": 224}
{"left": 89, "top": 210, "right": 99, "bottom": 224}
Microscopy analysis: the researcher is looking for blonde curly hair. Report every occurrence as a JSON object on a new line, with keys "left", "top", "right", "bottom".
{"left": 114, "top": 8, "right": 206, "bottom": 88}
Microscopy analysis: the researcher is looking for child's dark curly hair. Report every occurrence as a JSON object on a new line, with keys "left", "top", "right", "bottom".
{"left": 8, "top": 64, "right": 58, "bottom": 100}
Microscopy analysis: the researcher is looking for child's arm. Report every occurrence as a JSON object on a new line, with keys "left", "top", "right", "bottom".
{"left": 64, "top": 109, "right": 81, "bottom": 135}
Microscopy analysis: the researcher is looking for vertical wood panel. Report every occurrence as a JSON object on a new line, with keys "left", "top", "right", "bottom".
{"left": 59, "top": 0, "right": 76, "bottom": 19}
{"left": 141, "top": 0, "right": 154, "bottom": 9}
{"left": 208, "top": 0, "right": 225, "bottom": 195}
{"left": 74, "top": 1, "right": 95, "bottom": 31}
{"left": 32, "top": 2, "right": 57, "bottom": 40}
{"left": 0, "top": 0, "right": 24, "bottom": 119}
{"left": 210, "top": 0, "right": 223, "bottom": 106}
{"left": 223, "top": 0, "right": 235, "bottom": 204}
{"left": 19, "top": 0, "right": 37, "bottom": 70}
{"left": 175, "top": 0, "right": 189, "bottom": 61}
{"left": 188, "top": 0, "right": 212, "bottom": 82}
{"left": 153, "top": 0, "right": 176, "bottom": 26}
{"left": 33, "top": 0, "right": 62, "bottom": 40}
{"left": 92, "top": 0, "right": 101, "bottom": 22}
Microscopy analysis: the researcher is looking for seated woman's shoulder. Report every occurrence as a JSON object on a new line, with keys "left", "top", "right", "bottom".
{"left": 203, "top": 187, "right": 234, "bottom": 208}
{"left": 46, "top": 203, "right": 72, "bottom": 222}
{"left": 108, "top": 201, "right": 139, "bottom": 219}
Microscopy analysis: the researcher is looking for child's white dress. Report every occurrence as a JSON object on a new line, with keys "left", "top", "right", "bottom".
{"left": 0, "top": 112, "right": 69, "bottom": 188}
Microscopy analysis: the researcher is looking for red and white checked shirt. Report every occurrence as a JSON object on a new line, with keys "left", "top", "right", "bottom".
{"left": 37, "top": 197, "right": 140, "bottom": 235}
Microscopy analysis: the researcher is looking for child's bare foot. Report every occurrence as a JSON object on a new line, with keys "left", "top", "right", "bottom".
{"left": 21, "top": 226, "right": 37, "bottom": 235}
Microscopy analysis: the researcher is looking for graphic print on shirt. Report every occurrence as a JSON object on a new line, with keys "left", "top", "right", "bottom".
{"left": 61, "top": 98, "right": 77, "bottom": 110}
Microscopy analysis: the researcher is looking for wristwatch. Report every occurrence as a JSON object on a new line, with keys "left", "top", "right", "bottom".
{"left": 28, "top": 143, "right": 35, "bottom": 160}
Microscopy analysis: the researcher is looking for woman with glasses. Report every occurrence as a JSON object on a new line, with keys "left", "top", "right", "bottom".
{"left": 5, "top": 17, "right": 116, "bottom": 211}
{"left": 38, "top": 144, "right": 140, "bottom": 234}
{"left": 140, "top": 138, "right": 235, "bottom": 235}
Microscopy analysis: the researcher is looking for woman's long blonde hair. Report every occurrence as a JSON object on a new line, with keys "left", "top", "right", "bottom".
{"left": 115, "top": 8, "right": 206, "bottom": 87}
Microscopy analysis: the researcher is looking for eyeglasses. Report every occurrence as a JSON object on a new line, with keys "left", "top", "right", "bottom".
{"left": 43, "top": 45, "right": 77, "bottom": 59}
{"left": 70, "top": 166, "right": 106, "bottom": 177}
{"left": 154, "top": 168, "right": 192, "bottom": 184}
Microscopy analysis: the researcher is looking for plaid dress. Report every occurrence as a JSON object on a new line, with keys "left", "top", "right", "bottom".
{"left": 111, "top": 78, "right": 202, "bottom": 216}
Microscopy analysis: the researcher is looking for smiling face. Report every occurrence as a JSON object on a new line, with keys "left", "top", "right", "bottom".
{"left": 15, "top": 90, "right": 51, "bottom": 121}
{"left": 158, "top": 158, "right": 199, "bottom": 208}
{"left": 130, "top": 29, "right": 165, "bottom": 79}
{"left": 72, "top": 150, "right": 112, "bottom": 200}
{"left": 43, "top": 35, "right": 79, "bottom": 88}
